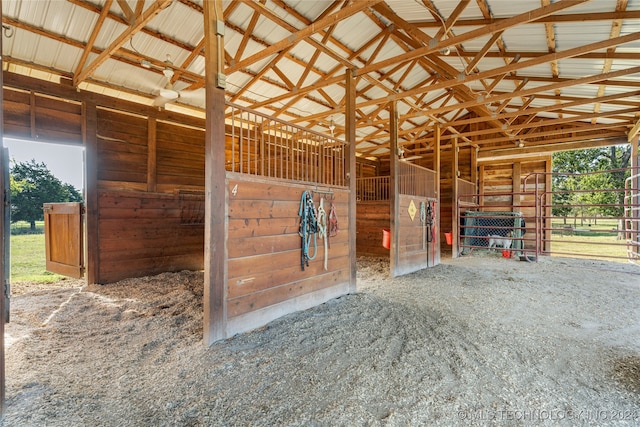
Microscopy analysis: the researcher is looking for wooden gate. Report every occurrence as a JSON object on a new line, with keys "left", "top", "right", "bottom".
{"left": 44, "top": 202, "right": 84, "bottom": 278}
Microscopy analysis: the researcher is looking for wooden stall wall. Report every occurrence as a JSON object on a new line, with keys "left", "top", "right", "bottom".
{"left": 479, "top": 157, "right": 551, "bottom": 250}
{"left": 95, "top": 107, "right": 207, "bottom": 283}
{"left": 356, "top": 201, "right": 390, "bottom": 257}
{"left": 4, "top": 87, "right": 83, "bottom": 144}
{"left": 436, "top": 146, "right": 475, "bottom": 251}
{"left": 226, "top": 175, "right": 351, "bottom": 335}
{"left": 395, "top": 194, "right": 440, "bottom": 276}
{"left": 97, "top": 190, "right": 204, "bottom": 283}
{"left": 2, "top": 76, "right": 209, "bottom": 285}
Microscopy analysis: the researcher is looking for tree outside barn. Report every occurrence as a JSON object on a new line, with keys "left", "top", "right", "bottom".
{"left": 552, "top": 145, "right": 631, "bottom": 226}
{"left": 10, "top": 159, "right": 83, "bottom": 231}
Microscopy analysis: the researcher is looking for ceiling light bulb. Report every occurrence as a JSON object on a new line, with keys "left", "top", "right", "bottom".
{"left": 329, "top": 119, "right": 335, "bottom": 131}
{"left": 519, "top": 141, "right": 525, "bottom": 148}
{"left": 439, "top": 47, "right": 450, "bottom": 55}
{"left": 162, "top": 67, "right": 174, "bottom": 79}
{"left": 159, "top": 88, "right": 179, "bottom": 100}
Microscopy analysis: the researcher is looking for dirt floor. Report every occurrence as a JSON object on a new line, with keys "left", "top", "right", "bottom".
{"left": 3, "top": 254, "right": 640, "bottom": 426}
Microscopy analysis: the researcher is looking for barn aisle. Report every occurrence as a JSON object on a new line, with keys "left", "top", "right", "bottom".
{"left": 3, "top": 257, "right": 640, "bottom": 426}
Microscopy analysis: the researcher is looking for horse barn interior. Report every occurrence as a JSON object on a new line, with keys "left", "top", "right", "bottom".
{"left": 0, "top": 0, "right": 639, "bottom": 359}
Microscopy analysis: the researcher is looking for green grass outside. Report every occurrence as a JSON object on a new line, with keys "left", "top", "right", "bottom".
{"left": 548, "top": 218, "right": 628, "bottom": 262}
{"left": 4, "top": 218, "right": 634, "bottom": 282}
{"left": 10, "top": 228, "right": 64, "bottom": 283}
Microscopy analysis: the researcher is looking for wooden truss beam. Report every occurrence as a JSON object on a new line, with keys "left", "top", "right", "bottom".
{"left": 73, "top": 0, "right": 173, "bottom": 87}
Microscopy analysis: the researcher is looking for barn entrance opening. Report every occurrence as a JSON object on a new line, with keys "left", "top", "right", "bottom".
{"left": 3, "top": 138, "right": 85, "bottom": 283}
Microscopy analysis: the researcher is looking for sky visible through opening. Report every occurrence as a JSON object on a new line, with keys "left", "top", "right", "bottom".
{"left": 3, "top": 138, "right": 84, "bottom": 192}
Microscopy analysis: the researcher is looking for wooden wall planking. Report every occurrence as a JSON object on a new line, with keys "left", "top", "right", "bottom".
{"left": 355, "top": 201, "right": 390, "bottom": 257}
{"left": 479, "top": 157, "right": 551, "bottom": 249}
{"left": 3, "top": 75, "right": 355, "bottom": 335}
{"left": 395, "top": 194, "right": 439, "bottom": 274}
{"left": 97, "top": 108, "right": 149, "bottom": 188}
{"left": 156, "top": 120, "right": 205, "bottom": 191}
{"left": 97, "top": 190, "right": 204, "bottom": 283}
{"left": 226, "top": 175, "right": 351, "bottom": 335}
{"left": 439, "top": 146, "right": 475, "bottom": 249}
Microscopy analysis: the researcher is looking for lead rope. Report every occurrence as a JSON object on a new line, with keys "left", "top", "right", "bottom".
{"left": 328, "top": 202, "right": 339, "bottom": 249}
{"left": 426, "top": 201, "right": 433, "bottom": 243}
{"left": 428, "top": 200, "right": 437, "bottom": 263}
{"left": 317, "top": 197, "right": 328, "bottom": 270}
{"left": 298, "top": 190, "right": 318, "bottom": 271}
{"left": 420, "top": 201, "right": 427, "bottom": 250}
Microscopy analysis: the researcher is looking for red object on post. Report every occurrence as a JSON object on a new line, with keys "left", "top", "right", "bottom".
{"left": 445, "top": 232, "right": 452, "bottom": 245}
{"left": 382, "top": 229, "right": 390, "bottom": 249}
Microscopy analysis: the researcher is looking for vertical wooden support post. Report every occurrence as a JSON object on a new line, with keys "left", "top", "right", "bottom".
{"left": 479, "top": 164, "right": 485, "bottom": 208}
{"left": 83, "top": 101, "right": 99, "bottom": 285}
{"left": 345, "top": 69, "right": 357, "bottom": 291}
{"left": 147, "top": 117, "right": 157, "bottom": 192}
{"left": 544, "top": 157, "right": 553, "bottom": 253}
{"left": 433, "top": 125, "right": 441, "bottom": 249}
{"left": 512, "top": 161, "right": 521, "bottom": 208}
{"left": 632, "top": 135, "right": 639, "bottom": 256}
{"left": 0, "top": 15, "right": 5, "bottom": 412}
{"left": 203, "top": 0, "right": 227, "bottom": 345}
{"left": 471, "top": 147, "right": 478, "bottom": 189}
{"left": 0, "top": 151, "right": 4, "bottom": 417}
{"left": 451, "top": 137, "right": 459, "bottom": 258}
{"left": 389, "top": 101, "right": 399, "bottom": 276}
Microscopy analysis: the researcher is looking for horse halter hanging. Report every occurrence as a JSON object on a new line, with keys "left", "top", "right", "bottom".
{"left": 420, "top": 201, "right": 434, "bottom": 243}
{"left": 298, "top": 190, "right": 318, "bottom": 271}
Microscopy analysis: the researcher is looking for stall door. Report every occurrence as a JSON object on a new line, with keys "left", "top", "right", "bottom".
{"left": 43, "top": 203, "right": 84, "bottom": 278}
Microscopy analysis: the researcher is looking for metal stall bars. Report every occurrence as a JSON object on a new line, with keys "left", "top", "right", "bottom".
{"left": 225, "top": 101, "right": 345, "bottom": 187}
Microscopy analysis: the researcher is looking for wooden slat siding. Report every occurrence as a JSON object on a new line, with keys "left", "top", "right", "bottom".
{"left": 156, "top": 120, "right": 206, "bottom": 187}
{"left": 395, "top": 194, "right": 438, "bottom": 274}
{"left": 478, "top": 157, "right": 550, "bottom": 249}
{"left": 438, "top": 146, "right": 475, "bottom": 247}
{"left": 228, "top": 214, "right": 348, "bottom": 258}
{"left": 44, "top": 203, "right": 83, "bottom": 278}
{"left": 3, "top": 88, "right": 83, "bottom": 143}
{"left": 227, "top": 241, "right": 350, "bottom": 280}
{"left": 356, "top": 201, "right": 390, "bottom": 257}
{"left": 228, "top": 217, "right": 299, "bottom": 238}
{"left": 96, "top": 190, "right": 204, "bottom": 283}
{"left": 226, "top": 176, "right": 350, "bottom": 321}
{"left": 228, "top": 248, "right": 350, "bottom": 300}
{"left": 98, "top": 255, "right": 203, "bottom": 284}
{"left": 34, "top": 95, "right": 82, "bottom": 142}
{"left": 97, "top": 109, "right": 149, "bottom": 140}
{"left": 228, "top": 269, "right": 349, "bottom": 318}
{"left": 97, "top": 108, "right": 148, "bottom": 186}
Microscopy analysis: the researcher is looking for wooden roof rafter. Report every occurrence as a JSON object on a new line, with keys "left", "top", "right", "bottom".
{"left": 437, "top": 106, "right": 637, "bottom": 141}
{"left": 443, "top": 89, "right": 640, "bottom": 128}
{"left": 73, "top": 0, "right": 174, "bottom": 87}
{"left": 370, "top": 2, "right": 510, "bottom": 134}
{"left": 414, "top": 9, "right": 640, "bottom": 28}
{"left": 474, "top": 0, "right": 529, "bottom": 106}
{"left": 357, "top": 0, "right": 589, "bottom": 77}
{"left": 591, "top": 0, "right": 629, "bottom": 124}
